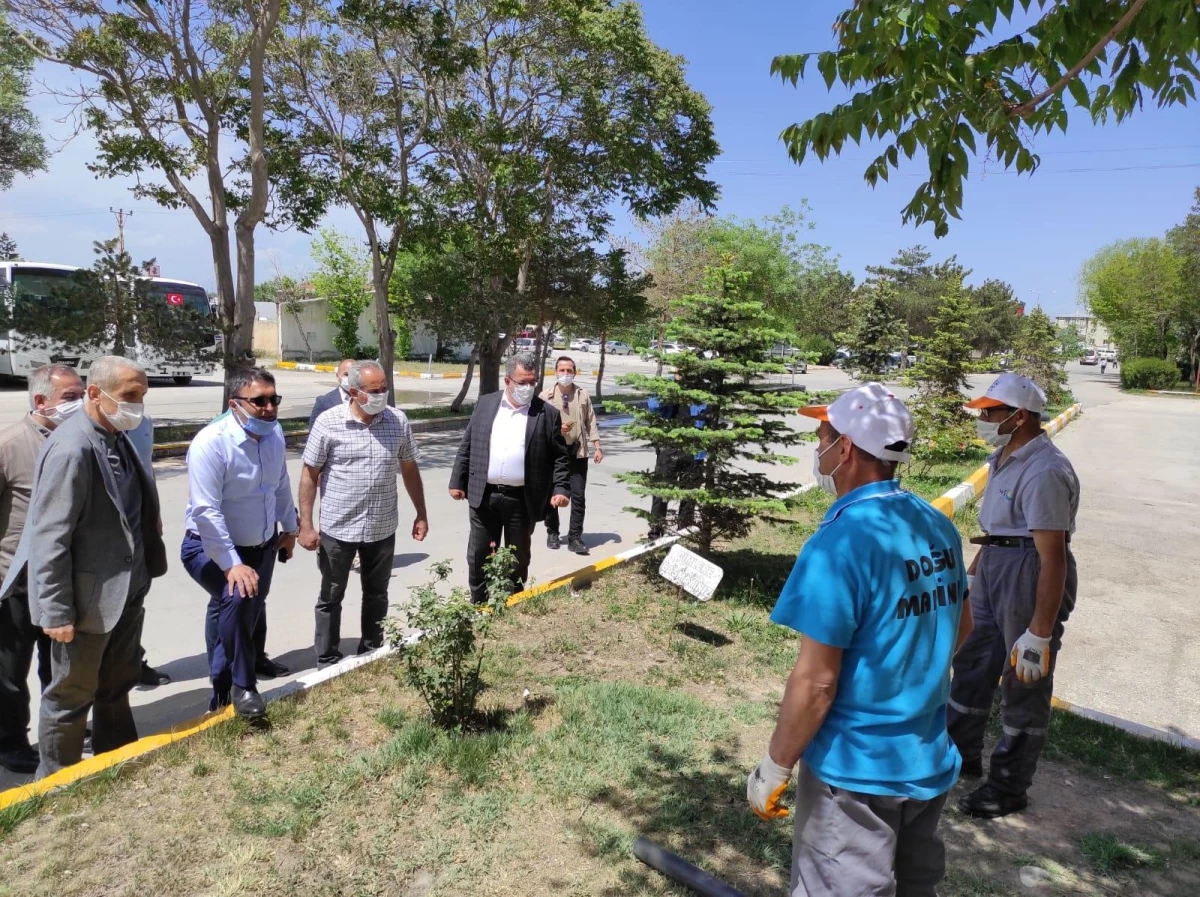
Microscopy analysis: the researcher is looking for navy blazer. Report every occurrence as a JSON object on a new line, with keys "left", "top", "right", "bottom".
{"left": 308, "top": 386, "right": 348, "bottom": 433}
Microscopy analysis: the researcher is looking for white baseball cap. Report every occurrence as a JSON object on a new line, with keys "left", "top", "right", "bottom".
{"left": 799, "top": 382, "right": 914, "bottom": 463}
{"left": 965, "top": 373, "right": 1046, "bottom": 414}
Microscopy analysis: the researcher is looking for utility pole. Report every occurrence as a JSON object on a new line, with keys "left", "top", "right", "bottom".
{"left": 110, "top": 207, "right": 132, "bottom": 254}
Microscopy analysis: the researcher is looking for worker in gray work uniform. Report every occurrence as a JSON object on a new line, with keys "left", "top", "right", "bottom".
{"left": 949, "top": 373, "right": 1080, "bottom": 819}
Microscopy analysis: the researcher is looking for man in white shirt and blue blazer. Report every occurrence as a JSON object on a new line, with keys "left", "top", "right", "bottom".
{"left": 181, "top": 368, "right": 298, "bottom": 718}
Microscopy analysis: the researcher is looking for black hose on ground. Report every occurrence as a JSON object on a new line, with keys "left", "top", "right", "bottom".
{"left": 631, "top": 837, "right": 747, "bottom": 897}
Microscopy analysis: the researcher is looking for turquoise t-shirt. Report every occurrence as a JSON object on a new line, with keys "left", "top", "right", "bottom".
{"left": 770, "top": 480, "right": 965, "bottom": 799}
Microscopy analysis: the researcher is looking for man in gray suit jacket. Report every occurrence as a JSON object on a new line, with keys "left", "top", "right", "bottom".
{"left": 0, "top": 356, "right": 167, "bottom": 776}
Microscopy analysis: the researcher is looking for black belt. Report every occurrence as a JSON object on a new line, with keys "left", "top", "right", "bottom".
{"left": 185, "top": 530, "right": 275, "bottom": 551}
{"left": 971, "top": 534, "right": 1070, "bottom": 548}
{"left": 486, "top": 483, "right": 525, "bottom": 496}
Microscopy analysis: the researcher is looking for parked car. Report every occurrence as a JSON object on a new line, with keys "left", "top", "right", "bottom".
{"left": 568, "top": 337, "right": 588, "bottom": 351}
{"left": 1080, "top": 349, "right": 1099, "bottom": 366}
{"left": 642, "top": 340, "right": 684, "bottom": 359}
{"left": 509, "top": 337, "right": 538, "bottom": 356}
{"left": 605, "top": 340, "right": 634, "bottom": 355}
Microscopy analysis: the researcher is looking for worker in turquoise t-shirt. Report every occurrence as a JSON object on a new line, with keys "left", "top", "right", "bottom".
{"left": 747, "top": 383, "right": 974, "bottom": 897}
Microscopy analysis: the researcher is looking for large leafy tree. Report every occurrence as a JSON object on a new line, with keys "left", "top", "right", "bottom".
{"left": 968, "top": 278, "right": 1023, "bottom": 357}
{"left": 267, "top": 0, "right": 461, "bottom": 403}
{"left": 0, "top": 232, "right": 18, "bottom": 260}
{"left": 1167, "top": 187, "right": 1200, "bottom": 385}
{"left": 417, "top": 0, "right": 719, "bottom": 395}
{"left": 0, "top": 8, "right": 47, "bottom": 189}
{"left": 310, "top": 229, "right": 372, "bottom": 360}
{"left": 773, "top": 1, "right": 1200, "bottom": 235}
{"left": 864, "top": 245, "right": 968, "bottom": 346}
{"left": 617, "top": 268, "right": 805, "bottom": 554}
{"left": 1078, "top": 236, "right": 1183, "bottom": 359}
{"left": 7, "top": 0, "right": 283, "bottom": 400}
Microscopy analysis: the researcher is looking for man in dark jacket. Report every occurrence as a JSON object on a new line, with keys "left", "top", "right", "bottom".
{"left": 307, "top": 358, "right": 355, "bottom": 433}
{"left": 449, "top": 353, "right": 571, "bottom": 603}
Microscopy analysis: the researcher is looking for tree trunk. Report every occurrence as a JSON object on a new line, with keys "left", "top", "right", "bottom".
{"left": 210, "top": 227, "right": 238, "bottom": 404}
{"left": 371, "top": 271, "right": 396, "bottom": 405}
{"left": 231, "top": 220, "right": 258, "bottom": 387}
{"left": 451, "top": 350, "right": 477, "bottom": 412}
{"left": 595, "top": 329, "right": 608, "bottom": 400}
{"left": 479, "top": 339, "right": 505, "bottom": 396}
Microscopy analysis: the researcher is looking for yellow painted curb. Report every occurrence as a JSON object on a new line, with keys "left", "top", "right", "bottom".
{"left": 0, "top": 705, "right": 234, "bottom": 812}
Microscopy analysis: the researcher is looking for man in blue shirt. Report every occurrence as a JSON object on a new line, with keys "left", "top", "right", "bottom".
{"left": 181, "top": 368, "right": 298, "bottom": 718}
{"left": 747, "top": 384, "right": 973, "bottom": 897}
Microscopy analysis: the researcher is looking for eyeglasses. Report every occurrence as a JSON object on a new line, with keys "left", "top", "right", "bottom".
{"left": 234, "top": 394, "right": 282, "bottom": 408}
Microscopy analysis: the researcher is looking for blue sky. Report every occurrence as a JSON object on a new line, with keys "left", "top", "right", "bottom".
{"left": 2, "top": 0, "right": 1197, "bottom": 319}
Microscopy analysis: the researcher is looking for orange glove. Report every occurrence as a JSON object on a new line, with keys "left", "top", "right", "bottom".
{"left": 747, "top": 752, "right": 793, "bottom": 820}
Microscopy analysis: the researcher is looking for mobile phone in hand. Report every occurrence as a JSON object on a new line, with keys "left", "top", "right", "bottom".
{"left": 278, "top": 547, "right": 289, "bottom": 564}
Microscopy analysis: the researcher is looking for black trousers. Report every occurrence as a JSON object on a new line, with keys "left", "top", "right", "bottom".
{"left": 315, "top": 533, "right": 396, "bottom": 665}
{"left": 545, "top": 457, "right": 589, "bottom": 539}
{"left": 0, "top": 580, "right": 51, "bottom": 750}
{"left": 468, "top": 486, "right": 532, "bottom": 604}
{"left": 649, "top": 450, "right": 698, "bottom": 531}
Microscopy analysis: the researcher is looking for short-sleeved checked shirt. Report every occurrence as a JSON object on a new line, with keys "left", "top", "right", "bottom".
{"left": 979, "top": 433, "right": 1079, "bottom": 537}
{"left": 303, "top": 402, "right": 420, "bottom": 543}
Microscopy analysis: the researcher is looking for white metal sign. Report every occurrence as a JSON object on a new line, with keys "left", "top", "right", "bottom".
{"left": 658, "top": 544, "right": 724, "bottom": 602}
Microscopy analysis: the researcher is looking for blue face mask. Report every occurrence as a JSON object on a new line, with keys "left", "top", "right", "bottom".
{"left": 235, "top": 405, "right": 278, "bottom": 438}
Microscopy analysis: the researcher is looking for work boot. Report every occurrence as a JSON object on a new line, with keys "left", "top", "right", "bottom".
{"left": 960, "top": 757, "right": 984, "bottom": 779}
{"left": 138, "top": 661, "right": 171, "bottom": 688}
{"left": 546, "top": 531, "right": 561, "bottom": 550}
{"left": 568, "top": 537, "right": 589, "bottom": 555}
{"left": 231, "top": 686, "right": 267, "bottom": 720}
{"left": 0, "top": 744, "right": 39, "bottom": 775}
{"left": 958, "top": 782, "right": 1028, "bottom": 819}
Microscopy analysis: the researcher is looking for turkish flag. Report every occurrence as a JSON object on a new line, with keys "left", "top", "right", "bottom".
{"left": 166, "top": 292, "right": 184, "bottom": 306}
{"left": 1016, "top": 302, "right": 1025, "bottom": 317}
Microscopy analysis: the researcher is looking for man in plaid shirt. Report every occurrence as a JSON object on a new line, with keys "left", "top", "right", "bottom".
{"left": 298, "top": 361, "right": 428, "bottom": 668}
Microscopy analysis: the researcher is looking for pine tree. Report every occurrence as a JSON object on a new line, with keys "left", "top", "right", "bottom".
{"left": 0, "top": 232, "right": 17, "bottom": 261}
{"left": 1013, "top": 307, "right": 1072, "bottom": 406}
{"left": 906, "top": 280, "right": 982, "bottom": 470}
{"left": 617, "top": 267, "right": 807, "bottom": 554}
{"left": 839, "top": 282, "right": 906, "bottom": 380}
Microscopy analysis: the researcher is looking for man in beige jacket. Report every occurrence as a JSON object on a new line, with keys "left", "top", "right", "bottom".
{"left": 541, "top": 356, "right": 602, "bottom": 554}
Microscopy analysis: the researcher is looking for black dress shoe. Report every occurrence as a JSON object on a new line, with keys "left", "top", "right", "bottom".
{"left": 960, "top": 756, "right": 983, "bottom": 779}
{"left": 546, "top": 531, "right": 561, "bottom": 550}
{"left": 139, "top": 661, "right": 171, "bottom": 688}
{"left": 231, "top": 686, "right": 266, "bottom": 719}
{"left": 0, "top": 745, "right": 39, "bottom": 774}
{"left": 568, "top": 538, "right": 589, "bottom": 555}
{"left": 255, "top": 657, "right": 289, "bottom": 679}
{"left": 958, "top": 782, "right": 1028, "bottom": 819}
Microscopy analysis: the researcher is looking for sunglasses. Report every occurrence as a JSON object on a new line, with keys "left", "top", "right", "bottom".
{"left": 234, "top": 394, "right": 282, "bottom": 408}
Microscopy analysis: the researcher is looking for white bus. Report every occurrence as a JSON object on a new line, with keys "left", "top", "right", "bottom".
{"left": 0, "top": 262, "right": 104, "bottom": 378}
{"left": 0, "top": 262, "right": 217, "bottom": 384}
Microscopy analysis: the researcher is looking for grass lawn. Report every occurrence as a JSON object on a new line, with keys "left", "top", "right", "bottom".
{"left": 3, "top": 479, "right": 1199, "bottom": 896}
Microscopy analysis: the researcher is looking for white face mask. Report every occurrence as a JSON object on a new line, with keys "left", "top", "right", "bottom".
{"left": 812, "top": 437, "right": 845, "bottom": 496}
{"left": 556, "top": 373, "right": 575, "bottom": 388}
{"left": 99, "top": 388, "right": 145, "bottom": 432}
{"left": 360, "top": 392, "right": 388, "bottom": 415}
{"left": 510, "top": 383, "right": 535, "bottom": 406}
{"left": 43, "top": 398, "right": 83, "bottom": 423}
{"left": 339, "top": 376, "right": 351, "bottom": 391}
{"left": 976, "top": 409, "right": 1020, "bottom": 447}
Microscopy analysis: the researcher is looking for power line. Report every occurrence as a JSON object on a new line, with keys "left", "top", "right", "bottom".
{"left": 110, "top": 207, "right": 132, "bottom": 253}
{"left": 719, "top": 162, "right": 1200, "bottom": 179}
{"left": 711, "top": 144, "right": 1200, "bottom": 165}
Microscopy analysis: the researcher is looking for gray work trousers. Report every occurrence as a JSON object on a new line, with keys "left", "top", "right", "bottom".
{"left": 790, "top": 762, "right": 949, "bottom": 897}
{"left": 947, "top": 543, "right": 1077, "bottom": 796}
{"left": 37, "top": 586, "right": 147, "bottom": 778}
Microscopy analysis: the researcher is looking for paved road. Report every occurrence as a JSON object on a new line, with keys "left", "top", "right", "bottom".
{"left": 1051, "top": 366, "right": 1200, "bottom": 740}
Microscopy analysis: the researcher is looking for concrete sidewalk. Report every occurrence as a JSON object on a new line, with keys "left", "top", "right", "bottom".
{"left": 1051, "top": 368, "right": 1200, "bottom": 740}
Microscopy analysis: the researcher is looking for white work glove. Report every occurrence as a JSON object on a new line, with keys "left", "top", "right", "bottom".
{"left": 1010, "top": 629, "right": 1052, "bottom": 683}
{"left": 747, "top": 752, "right": 794, "bottom": 820}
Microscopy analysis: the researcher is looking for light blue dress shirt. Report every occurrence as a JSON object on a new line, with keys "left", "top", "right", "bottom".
{"left": 182, "top": 412, "right": 298, "bottom": 570}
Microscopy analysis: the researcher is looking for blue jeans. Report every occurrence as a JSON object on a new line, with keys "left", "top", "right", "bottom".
{"left": 180, "top": 533, "right": 277, "bottom": 708}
